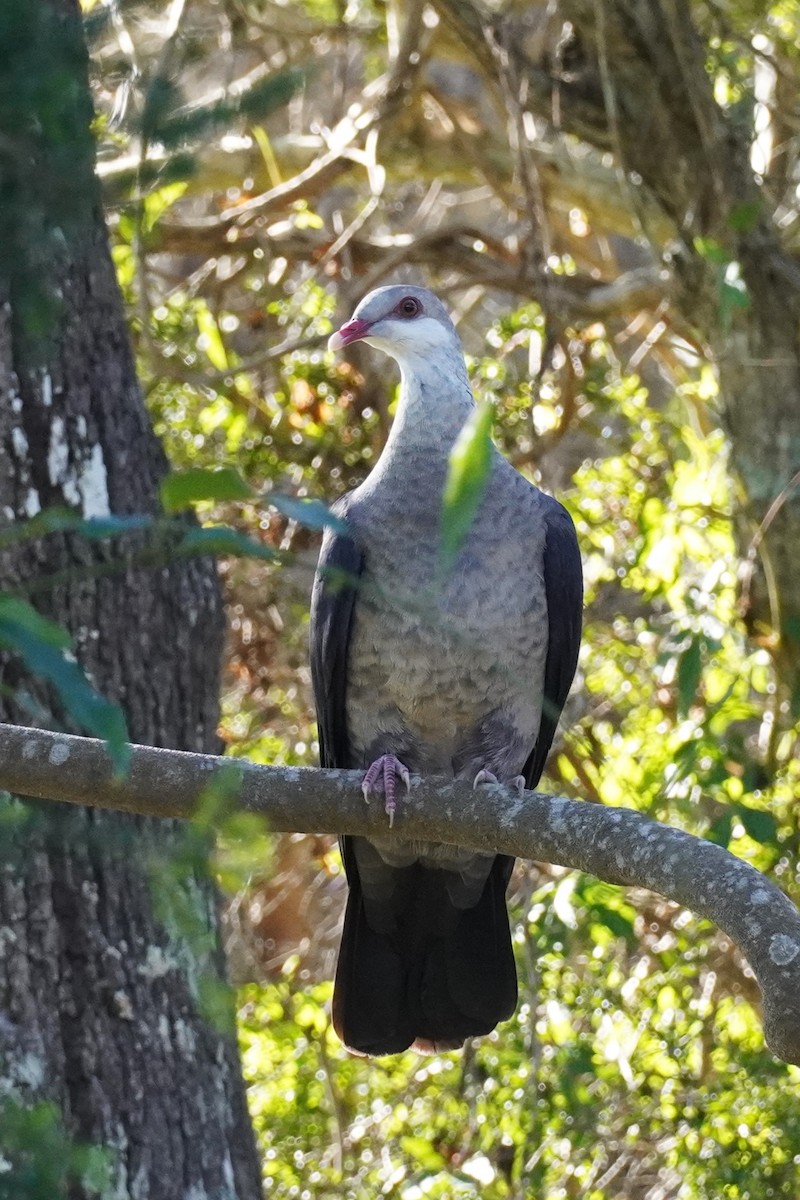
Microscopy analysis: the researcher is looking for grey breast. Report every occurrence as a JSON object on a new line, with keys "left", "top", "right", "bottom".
{"left": 344, "top": 454, "right": 549, "bottom": 875}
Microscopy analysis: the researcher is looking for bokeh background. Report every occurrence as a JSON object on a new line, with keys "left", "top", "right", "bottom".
{"left": 80, "top": 1, "right": 800, "bottom": 1195}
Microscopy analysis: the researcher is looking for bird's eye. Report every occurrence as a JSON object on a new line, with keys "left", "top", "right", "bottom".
{"left": 396, "top": 297, "right": 421, "bottom": 318}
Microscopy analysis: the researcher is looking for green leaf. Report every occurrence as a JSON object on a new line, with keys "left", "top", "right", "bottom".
{"left": 160, "top": 467, "right": 253, "bottom": 512}
{"left": 0, "top": 506, "right": 77, "bottom": 544}
{"left": 399, "top": 1136, "right": 447, "bottom": 1171}
{"left": 0, "top": 598, "right": 129, "bottom": 772}
{"left": 101, "top": 152, "right": 197, "bottom": 207}
{"left": 0, "top": 508, "right": 152, "bottom": 548}
{"left": 677, "top": 636, "right": 703, "bottom": 717}
{"left": 727, "top": 201, "right": 761, "bottom": 233}
{"left": 0, "top": 595, "right": 71, "bottom": 649}
{"left": 693, "top": 236, "right": 729, "bottom": 265}
{"left": 735, "top": 804, "right": 779, "bottom": 846}
{"left": 588, "top": 903, "right": 636, "bottom": 942}
{"left": 195, "top": 303, "right": 228, "bottom": 371}
{"left": 142, "top": 180, "right": 189, "bottom": 233}
{"left": 718, "top": 275, "right": 750, "bottom": 330}
{"left": 74, "top": 1143, "right": 114, "bottom": 1193}
{"left": 440, "top": 401, "right": 494, "bottom": 574}
{"left": 707, "top": 811, "right": 733, "bottom": 848}
{"left": 268, "top": 494, "right": 347, "bottom": 533}
{"left": 78, "top": 515, "right": 153, "bottom": 539}
{"left": 176, "top": 526, "right": 280, "bottom": 562}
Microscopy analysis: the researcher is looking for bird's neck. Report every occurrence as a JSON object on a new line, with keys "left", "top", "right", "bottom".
{"left": 374, "top": 351, "right": 475, "bottom": 479}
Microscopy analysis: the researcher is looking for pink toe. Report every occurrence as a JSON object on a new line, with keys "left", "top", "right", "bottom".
{"left": 361, "top": 755, "right": 411, "bottom": 827}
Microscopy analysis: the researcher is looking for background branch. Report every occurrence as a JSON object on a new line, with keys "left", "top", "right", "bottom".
{"left": 2, "top": 721, "right": 799, "bottom": 1068}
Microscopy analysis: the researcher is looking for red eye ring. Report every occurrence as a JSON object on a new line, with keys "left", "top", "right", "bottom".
{"left": 396, "top": 297, "right": 421, "bottom": 318}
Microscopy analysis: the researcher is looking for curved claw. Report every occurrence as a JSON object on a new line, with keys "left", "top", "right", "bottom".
{"left": 473, "top": 769, "right": 526, "bottom": 794}
{"left": 362, "top": 754, "right": 411, "bottom": 827}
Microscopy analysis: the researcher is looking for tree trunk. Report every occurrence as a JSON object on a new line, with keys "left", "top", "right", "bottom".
{"left": 0, "top": 2, "right": 261, "bottom": 1196}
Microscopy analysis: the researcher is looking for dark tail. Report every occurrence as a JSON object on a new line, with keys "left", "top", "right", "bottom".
{"left": 332, "top": 852, "right": 517, "bottom": 1056}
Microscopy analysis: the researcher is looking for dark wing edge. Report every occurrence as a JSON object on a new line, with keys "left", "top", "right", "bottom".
{"left": 522, "top": 500, "right": 583, "bottom": 790}
{"left": 309, "top": 517, "right": 364, "bottom": 770}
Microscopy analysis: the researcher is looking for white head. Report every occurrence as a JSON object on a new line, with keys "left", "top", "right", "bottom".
{"left": 328, "top": 285, "right": 462, "bottom": 372}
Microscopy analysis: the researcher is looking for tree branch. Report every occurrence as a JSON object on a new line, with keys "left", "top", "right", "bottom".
{"left": 2, "top": 721, "right": 799, "bottom": 1066}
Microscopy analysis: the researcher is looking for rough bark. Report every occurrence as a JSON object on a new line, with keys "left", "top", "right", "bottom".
{"left": 0, "top": 2, "right": 260, "bottom": 1195}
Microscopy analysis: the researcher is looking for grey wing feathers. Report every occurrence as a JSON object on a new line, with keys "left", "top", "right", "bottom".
{"left": 309, "top": 522, "right": 364, "bottom": 770}
{"left": 523, "top": 500, "right": 583, "bottom": 789}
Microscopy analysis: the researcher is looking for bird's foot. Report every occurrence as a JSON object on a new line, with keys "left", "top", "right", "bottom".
{"left": 473, "top": 770, "right": 526, "bottom": 794}
{"left": 362, "top": 754, "right": 411, "bottom": 828}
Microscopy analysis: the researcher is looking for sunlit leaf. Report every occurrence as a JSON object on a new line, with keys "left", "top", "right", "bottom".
{"left": 399, "top": 1136, "right": 447, "bottom": 1171}
{"left": 142, "top": 181, "right": 189, "bottom": 233}
{"left": 195, "top": 303, "right": 229, "bottom": 371}
{"left": 160, "top": 467, "right": 253, "bottom": 512}
{"left": 693, "top": 236, "right": 729, "bottom": 264}
{"left": 440, "top": 400, "right": 494, "bottom": 574}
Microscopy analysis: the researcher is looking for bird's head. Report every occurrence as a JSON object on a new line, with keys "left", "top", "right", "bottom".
{"left": 328, "top": 286, "right": 459, "bottom": 367}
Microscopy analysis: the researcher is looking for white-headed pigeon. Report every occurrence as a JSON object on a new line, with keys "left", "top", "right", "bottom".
{"left": 311, "top": 285, "right": 582, "bottom": 1055}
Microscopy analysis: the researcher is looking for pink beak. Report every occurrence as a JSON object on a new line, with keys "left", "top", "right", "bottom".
{"left": 328, "top": 317, "right": 373, "bottom": 352}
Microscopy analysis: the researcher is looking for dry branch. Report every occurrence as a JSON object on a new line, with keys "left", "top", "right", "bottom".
{"left": 2, "top": 721, "right": 799, "bottom": 1066}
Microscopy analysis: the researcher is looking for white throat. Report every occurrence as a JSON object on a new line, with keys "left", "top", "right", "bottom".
{"left": 379, "top": 347, "right": 473, "bottom": 462}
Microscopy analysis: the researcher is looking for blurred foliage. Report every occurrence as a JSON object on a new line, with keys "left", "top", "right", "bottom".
{"left": 0, "top": 592, "right": 130, "bottom": 771}
{"left": 440, "top": 399, "right": 495, "bottom": 577}
{"left": 0, "top": 1099, "right": 112, "bottom": 1199}
{"left": 4, "top": 0, "right": 798, "bottom": 1194}
{"left": 239, "top": 887, "right": 800, "bottom": 1199}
